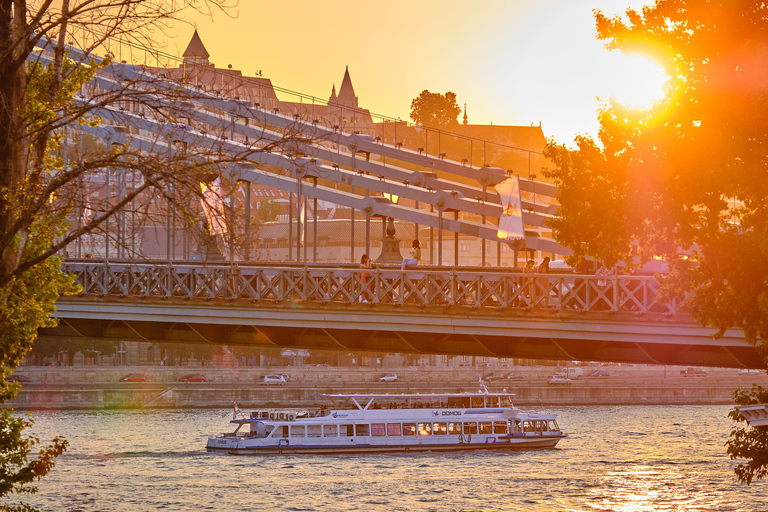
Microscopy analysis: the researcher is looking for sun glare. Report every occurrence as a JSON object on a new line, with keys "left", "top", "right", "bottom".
{"left": 607, "top": 54, "right": 668, "bottom": 107}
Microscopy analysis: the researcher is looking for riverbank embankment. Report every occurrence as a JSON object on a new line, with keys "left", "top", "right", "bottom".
{"left": 5, "top": 365, "right": 766, "bottom": 409}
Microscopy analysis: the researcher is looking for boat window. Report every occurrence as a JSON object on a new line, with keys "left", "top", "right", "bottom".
{"left": 523, "top": 421, "right": 535, "bottom": 432}
{"left": 461, "top": 397, "right": 471, "bottom": 409}
{"left": 418, "top": 423, "right": 432, "bottom": 436}
{"left": 485, "top": 397, "right": 499, "bottom": 408}
{"left": 250, "top": 423, "right": 268, "bottom": 438}
{"left": 464, "top": 422, "right": 477, "bottom": 435}
{"left": 387, "top": 423, "right": 402, "bottom": 436}
{"left": 402, "top": 423, "right": 417, "bottom": 436}
{"left": 500, "top": 396, "right": 513, "bottom": 407}
{"left": 355, "top": 424, "right": 370, "bottom": 436}
{"left": 493, "top": 421, "right": 507, "bottom": 434}
{"left": 432, "top": 422, "right": 447, "bottom": 435}
{"left": 548, "top": 420, "right": 559, "bottom": 432}
{"left": 307, "top": 425, "right": 322, "bottom": 438}
{"left": 448, "top": 422, "right": 462, "bottom": 435}
{"left": 371, "top": 423, "right": 386, "bottom": 436}
{"left": 471, "top": 397, "right": 484, "bottom": 408}
{"left": 323, "top": 425, "right": 338, "bottom": 437}
{"left": 344, "top": 425, "right": 354, "bottom": 437}
{"left": 447, "top": 398, "right": 463, "bottom": 408}
{"left": 479, "top": 422, "right": 493, "bottom": 434}
{"left": 281, "top": 425, "right": 289, "bottom": 437}
{"left": 290, "top": 425, "right": 305, "bottom": 437}
{"left": 510, "top": 421, "right": 521, "bottom": 434}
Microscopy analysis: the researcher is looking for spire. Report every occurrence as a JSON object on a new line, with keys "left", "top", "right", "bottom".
{"left": 337, "top": 66, "right": 358, "bottom": 108}
{"left": 182, "top": 30, "right": 210, "bottom": 65}
{"left": 330, "top": 83, "right": 337, "bottom": 101}
{"left": 463, "top": 103, "right": 468, "bottom": 125}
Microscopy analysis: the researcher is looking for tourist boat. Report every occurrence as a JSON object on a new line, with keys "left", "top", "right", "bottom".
{"left": 206, "top": 385, "right": 566, "bottom": 455}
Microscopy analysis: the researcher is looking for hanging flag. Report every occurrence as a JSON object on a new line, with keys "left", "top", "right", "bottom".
{"left": 233, "top": 402, "right": 238, "bottom": 420}
{"left": 299, "top": 203, "right": 306, "bottom": 246}
{"left": 200, "top": 177, "right": 227, "bottom": 235}
{"left": 494, "top": 176, "right": 525, "bottom": 240}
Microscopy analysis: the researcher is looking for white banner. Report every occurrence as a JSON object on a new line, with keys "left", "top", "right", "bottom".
{"left": 494, "top": 176, "right": 525, "bottom": 240}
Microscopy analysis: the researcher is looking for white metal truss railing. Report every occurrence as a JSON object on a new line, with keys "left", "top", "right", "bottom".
{"left": 64, "top": 262, "right": 675, "bottom": 314}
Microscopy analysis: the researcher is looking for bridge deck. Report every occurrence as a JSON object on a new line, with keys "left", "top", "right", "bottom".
{"left": 40, "top": 262, "right": 760, "bottom": 369}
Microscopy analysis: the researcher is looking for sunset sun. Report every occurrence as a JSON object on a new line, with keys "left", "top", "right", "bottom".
{"left": 607, "top": 53, "right": 668, "bottom": 107}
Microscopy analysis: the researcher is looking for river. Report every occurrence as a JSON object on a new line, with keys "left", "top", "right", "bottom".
{"left": 3, "top": 405, "right": 766, "bottom": 511}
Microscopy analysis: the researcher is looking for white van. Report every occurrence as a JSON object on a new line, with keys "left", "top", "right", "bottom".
{"left": 556, "top": 367, "right": 584, "bottom": 379}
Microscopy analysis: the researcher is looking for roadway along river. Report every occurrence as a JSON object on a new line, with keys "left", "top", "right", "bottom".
{"left": 3, "top": 405, "right": 766, "bottom": 511}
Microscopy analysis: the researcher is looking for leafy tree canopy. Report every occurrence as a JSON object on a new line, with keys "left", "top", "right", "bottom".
{"left": 0, "top": 1, "right": 293, "bottom": 508}
{"left": 256, "top": 199, "right": 281, "bottom": 224}
{"left": 544, "top": 0, "right": 768, "bottom": 345}
{"left": 543, "top": 0, "right": 768, "bottom": 484}
{"left": 409, "top": 90, "right": 462, "bottom": 129}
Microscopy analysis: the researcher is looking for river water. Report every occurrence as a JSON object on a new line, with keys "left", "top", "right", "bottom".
{"left": 4, "top": 405, "right": 766, "bottom": 511}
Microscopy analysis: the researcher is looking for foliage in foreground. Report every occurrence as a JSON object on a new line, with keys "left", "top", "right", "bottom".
{"left": 0, "top": 409, "right": 68, "bottom": 511}
{"left": 727, "top": 385, "right": 768, "bottom": 484}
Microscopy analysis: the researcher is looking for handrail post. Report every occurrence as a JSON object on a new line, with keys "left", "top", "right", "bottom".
{"left": 450, "top": 268, "right": 456, "bottom": 305}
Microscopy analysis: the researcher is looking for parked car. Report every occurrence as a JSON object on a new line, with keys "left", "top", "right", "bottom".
{"left": 505, "top": 372, "right": 524, "bottom": 380}
{"left": 280, "top": 373, "right": 291, "bottom": 382}
{"left": 738, "top": 369, "right": 761, "bottom": 375}
{"left": 258, "top": 375, "right": 286, "bottom": 385}
{"left": 45, "top": 361, "right": 67, "bottom": 366}
{"left": 5, "top": 375, "right": 31, "bottom": 383}
{"left": 378, "top": 373, "right": 398, "bottom": 382}
{"left": 547, "top": 375, "right": 572, "bottom": 385}
{"left": 485, "top": 372, "right": 505, "bottom": 381}
{"left": 120, "top": 373, "right": 146, "bottom": 382}
{"left": 680, "top": 367, "right": 707, "bottom": 377}
{"left": 180, "top": 374, "right": 206, "bottom": 382}
{"left": 588, "top": 369, "right": 611, "bottom": 378}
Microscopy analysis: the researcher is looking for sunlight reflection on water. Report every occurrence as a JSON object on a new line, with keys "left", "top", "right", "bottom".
{"left": 4, "top": 406, "right": 766, "bottom": 511}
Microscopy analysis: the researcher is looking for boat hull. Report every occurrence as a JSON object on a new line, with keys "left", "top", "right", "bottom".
{"left": 207, "top": 436, "right": 564, "bottom": 455}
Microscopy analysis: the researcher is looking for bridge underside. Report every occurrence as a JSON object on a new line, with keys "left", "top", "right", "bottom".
{"left": 40, "top": 297, "right": 763, "bottom": 369}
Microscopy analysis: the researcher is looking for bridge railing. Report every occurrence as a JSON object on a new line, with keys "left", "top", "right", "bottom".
{"left": 63, "top": 261, "right": 675, "bottom": 314}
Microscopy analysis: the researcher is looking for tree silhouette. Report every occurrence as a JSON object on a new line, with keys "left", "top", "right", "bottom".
{"left": 409, "top": 90, "right": 462, "bottom": 129}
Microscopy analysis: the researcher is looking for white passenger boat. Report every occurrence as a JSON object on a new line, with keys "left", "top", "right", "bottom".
{"left": 206, "top": 386, "right": 566, "bottom": 455}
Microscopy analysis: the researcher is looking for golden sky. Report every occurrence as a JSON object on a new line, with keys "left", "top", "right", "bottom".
{"left": 162, "top": 0, "right": 665, "bottom": 144}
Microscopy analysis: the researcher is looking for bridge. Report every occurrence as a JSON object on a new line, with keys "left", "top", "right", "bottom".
{"left": 28, "top": 40, "right": 759, "bottom": 369}
{"left": 39, "top": 261, "right": 761, "bottom": 369}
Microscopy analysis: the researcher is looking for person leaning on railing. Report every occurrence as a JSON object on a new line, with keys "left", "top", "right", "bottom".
{"left": 360, "top": 254, "right": 373, "bottom": 302}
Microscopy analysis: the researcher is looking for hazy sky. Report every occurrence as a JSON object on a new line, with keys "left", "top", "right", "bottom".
{"left": 163, "top": 0, "right": 664, "bottom": 144}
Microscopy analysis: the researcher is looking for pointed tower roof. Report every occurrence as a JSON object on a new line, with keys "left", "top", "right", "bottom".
{"left": 182, "top": 30, "right": 210, "bottom": 64}
{"left": 329, "top": 83, "right": 337, "bottom": 101}
{"left": 338, "top": 66, "right": 356, "bottom": 100}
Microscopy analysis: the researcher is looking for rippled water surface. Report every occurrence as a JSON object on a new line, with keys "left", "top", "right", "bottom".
{"left": 5, "top": 406, "right": 767, "bottom": 511}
